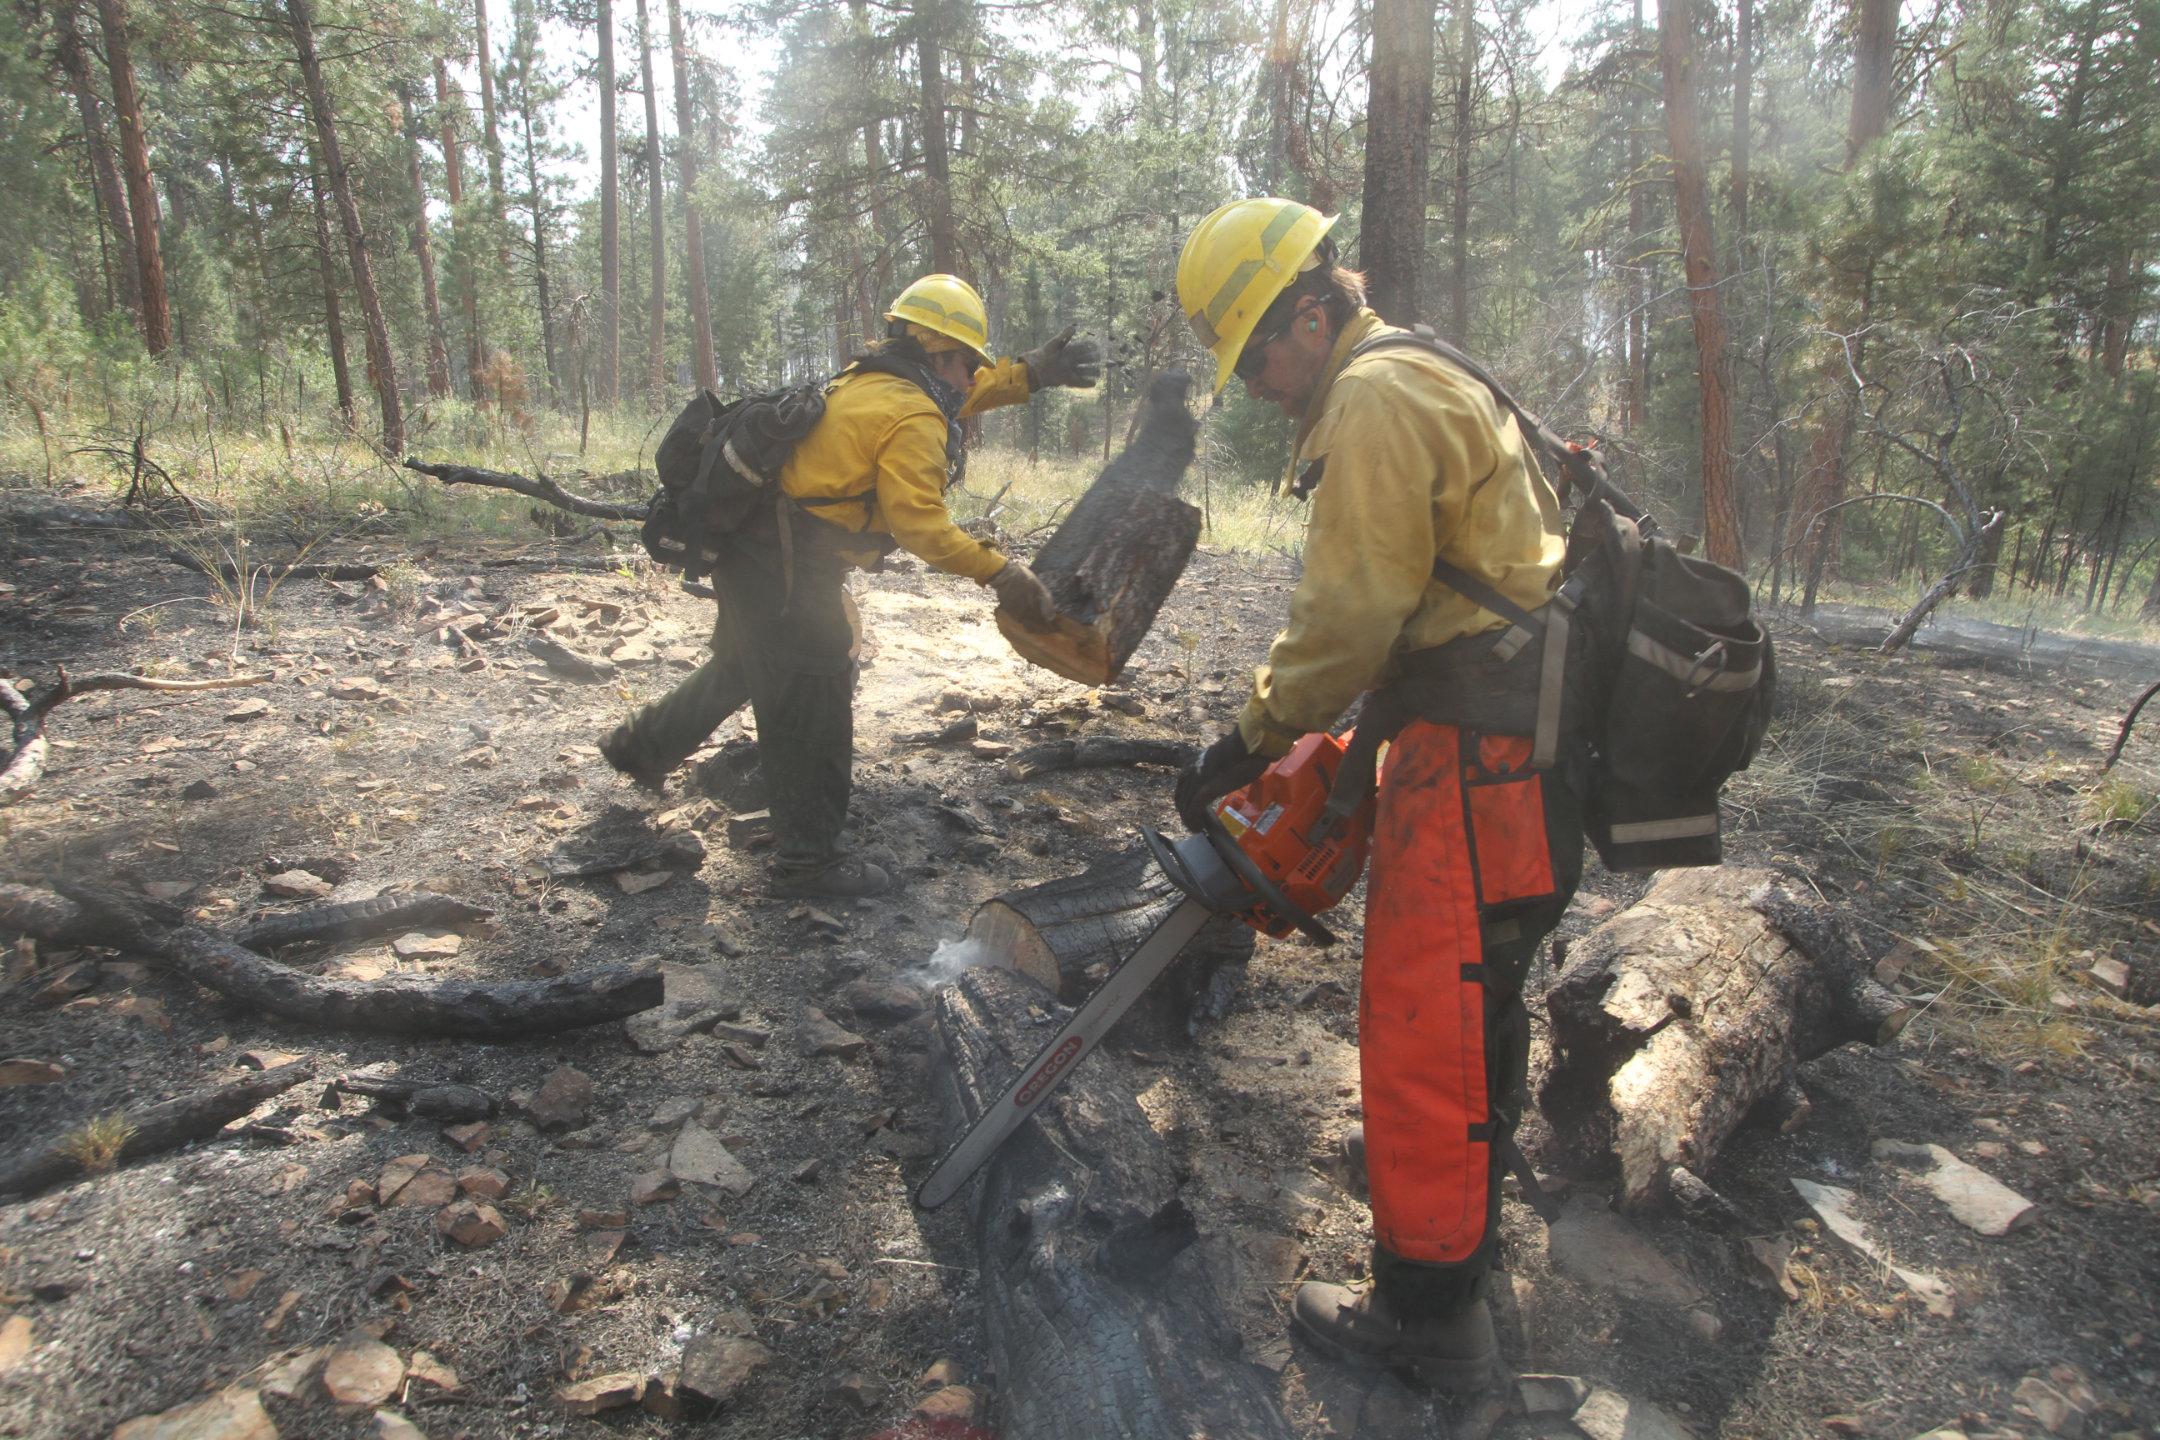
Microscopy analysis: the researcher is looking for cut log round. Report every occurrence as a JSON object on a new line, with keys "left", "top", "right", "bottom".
{"left": 931, "top": 965, "right": 1296, "bottom": 1439}
{"left": 966, "top": 842, "right": 1254, "bottom": 1046}
{"left": 998, "top": 371, "right": 1201, "bottom": 686}
{"left": 1539, "top": 866, "right": 1911, "bottom": 1211}
{"left": 0, "top": 1060, "right": 314, "bottom": 1198}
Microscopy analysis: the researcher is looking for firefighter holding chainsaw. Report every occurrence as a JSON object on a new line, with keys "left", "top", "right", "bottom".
{"left": 601, "top": 274, "right": 1100, "bottom": 900}
{"left": 1173, "top": 199, "right": 1585, "bottom": 1390}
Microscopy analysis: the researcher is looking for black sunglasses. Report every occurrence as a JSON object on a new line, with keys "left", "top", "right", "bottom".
{"left": 1233, "top": 293, "right": 1332, "bottom": 381}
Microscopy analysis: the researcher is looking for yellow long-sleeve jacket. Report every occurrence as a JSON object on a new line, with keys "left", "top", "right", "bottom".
{"left": 1236, "top": 309, "right": 1568, "bottom": 757}
{"left": 779, "top": 356, "right": 1033, "bottom": 582}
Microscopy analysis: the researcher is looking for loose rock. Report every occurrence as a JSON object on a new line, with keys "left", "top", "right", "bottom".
{"left": 113, "top": 1388, "right": 277, "bottom": 1440}
{"left": 670, "top": 1122, "right": 755, "bottom": 1196}
{"left": 435, "top": 1201, "right": 507, "bottom": 1247}
{"left": 559, "top": 1373, "right": 646, "bottom": 1415}
{"left": 677, "top": 1335, "right": 773, "bottom": 1407}
{"left": 525, "top": 1065, "right": 594, "bottom": 1130}
{"left": 322, "top": 1332, "right": 406, "bottom": 1406}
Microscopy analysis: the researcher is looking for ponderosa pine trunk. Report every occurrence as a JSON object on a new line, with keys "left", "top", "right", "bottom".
{"left": 1624, "top": 0, "right": 1647, "bottom": 435}
{"left": 1660, "top": 0, "right": 1741, "bottom": 568}
{"left": 1359, "top": 0, "right": 1435, "bottom": 326}
{"left": 308, "top": 164, "right": 355, "bottom": 426}
{"left": 55, "top": 0, "right": 141, "bottom": 323}
{"left": 509, "top": 0, "right": 559, "bottom": 398}
{"left": 667, "top": 0, "right": 715, "bottom": 391}
{"left": 636, "top": 0, "right": 665, "bottom": 401}
{"left": 473, "top": 0, "right": 506, "bottom": 205}
{"left": 916, "top": 0, "right": 959, "bottom": 273}
{"left": 287, "top": 0, "right": 403, "bottom": 454}
{"left": 92, "top": 0, "right": 169, "bottom": 354}
{"left": 1447, "top": 0, "right": 1475, "bottom": 340}
{"left": 434, "top": 59, "right": 483, "bottom": 386}
{"left": 598, "top": 0, "right": 621, "bottom": 406}
{"left": 398, "top": 84, "right": 455, "bottom": 399}
{"left": 1731, "top": 0, "right": 1752, "bottom": 239}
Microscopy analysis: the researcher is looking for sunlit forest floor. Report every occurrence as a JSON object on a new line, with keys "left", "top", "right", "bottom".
{"left": 2, "top": 416, "right": 2158, "bottom": 1438}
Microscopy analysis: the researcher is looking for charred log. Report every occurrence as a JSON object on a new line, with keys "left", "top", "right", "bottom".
{"left": 998, "top": 372, "right": 1202, "bottom": 685}
{"left": 1539, "top": 867, "right": 1910, "bottom": 1211}
{"left": 235, "top": 893, "right": 495, "bottom": 951}
{"left": 0, "top": 1060, "right": 314, "bottom": 1198}
{"left": 966, "top": 842, "right": 1253, "bottom": 1047}
{"left": 330, "top": 1072, "right": 497, "bottom": 1122}
{"left": 931, "top": 965, "right": 1295, "bottom": 1439}
{"left": 403, "top": 457, "right": 650, "bottom": 521}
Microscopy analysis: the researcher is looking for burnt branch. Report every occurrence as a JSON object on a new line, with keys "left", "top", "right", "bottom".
{"left": 404, "top": 457, "right": 651, "bottom": 521}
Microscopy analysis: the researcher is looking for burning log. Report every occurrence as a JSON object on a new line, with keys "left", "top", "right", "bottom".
{"left": 965, "top": 842, "right": 1254, "bottom": 1047}
{"left": 1539, "top": 867, "right": 1912, "bottom": 1211}
{"left": 998, "top": 372, "right": 1202, "bottom": 685}
{"left": 931, "top": 964, "right": 1296, "bottom": 1439}
{"left": 0, "top": 1060, "right": 315, "bottom": 1199}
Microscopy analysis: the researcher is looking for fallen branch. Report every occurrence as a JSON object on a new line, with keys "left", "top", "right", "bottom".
{"left": 0, "top": 1060, "right": 314, "bottom": 1199}
{"left": 3, "top": 885, "right": 663, "bottom": 1039}
{"left": 329, "top": 1072, "right": 496, "bottom": 1122}
{"left": 2105, "top": 677, "right": 2160, "bottom": 771}
{"left": 166, "top": 551, "right": 383, "bottom": 583}
{"left": 404, "top": 457, "right": 651, "bottom": 521}
{"left": 2, "top": 669, "right": 273, "bottom": 807}
{"left": 1003, "top": 736, "right": 1194, "bottom": 782}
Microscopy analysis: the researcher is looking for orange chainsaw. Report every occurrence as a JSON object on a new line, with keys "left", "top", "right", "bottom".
{"left": 916, "top": 730, "right": 1374, "bottom": 1209}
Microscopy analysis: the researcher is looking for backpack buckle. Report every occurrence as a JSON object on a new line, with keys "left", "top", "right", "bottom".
{"left": 1682, "top": 641, "right": 1728, "bottom": 698}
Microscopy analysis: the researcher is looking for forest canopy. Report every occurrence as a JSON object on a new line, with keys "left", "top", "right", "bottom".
{"left": 1, "top": 0, "right": 2155, "bottom": 618}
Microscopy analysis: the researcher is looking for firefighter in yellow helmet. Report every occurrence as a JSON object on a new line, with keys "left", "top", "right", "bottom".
{"left": 1173, "top": 198, "right": 1582, "bottom": 1390}
{"left": 601, "top": 273, "right": 1101, "bottom": 900}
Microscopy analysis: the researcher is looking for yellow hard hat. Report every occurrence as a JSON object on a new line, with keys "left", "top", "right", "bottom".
{"left": 884, "top": 274, "right": 992, "bottom": 363}
{"left": 1177, "top": 198, "right": 1337, "bottom": 394}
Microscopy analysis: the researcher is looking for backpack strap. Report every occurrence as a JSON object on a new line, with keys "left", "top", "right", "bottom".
{"left": 1427, "top": 555, "right": 1576, "bottom": 770}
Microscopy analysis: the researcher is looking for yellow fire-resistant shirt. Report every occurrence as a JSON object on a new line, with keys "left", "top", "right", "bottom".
{"left": 779, "top": 356, "right": 1034, "bottom": 582}
{"left": 1236, "top": 309, "right": 1568, "bottom": 756}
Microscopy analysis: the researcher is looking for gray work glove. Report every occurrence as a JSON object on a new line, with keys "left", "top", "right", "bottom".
{"left": 987, "top": 560, "right": 1060, "bottom": 631}
{"left": 1020, "top": 324, "right": 1103, "bottom": 391}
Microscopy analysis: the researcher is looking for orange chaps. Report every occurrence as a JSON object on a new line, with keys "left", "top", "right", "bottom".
{"left": 1360, "top": 718, "right": 1582, "bottom": 1315}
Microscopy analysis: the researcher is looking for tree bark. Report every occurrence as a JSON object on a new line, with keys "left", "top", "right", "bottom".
{"left": 966, "top": 843, "right": 1255, "bottom": 1049}
{"left": 1846, "top": 0, "right": 1898, "bottom": 165}
{"left": 1659, "top": 0, "right": 1741, "bottom": 570}
{"left": 915, "top": 0, "right": 959, "bottom": 272}
{"left": 435, "top": 58, "right": 483, "bottom": 386}
{"left": 1540, "top": 867, "right": 1911, "bottom": 1211}
{"left": 1447, "top": 0, "right": 1476, "bottom": 339}
{"left": 1730, "top": 0, "right": 1752, "bottom": 239}
{"left": 1359, "top": 0, "right": 1436, "bottom": 326}
{"left": 307, "top": 164, "right": 355, "bottom": 425}
{"left": 0, "top": 1062, "right": 315, "bottom": 1200}
{"left": 636, "top": 0, "right": 666, "bottom": 401}
{"left": 509, "top": 0, "right": 559, "bottom": 398}
{"left": 55, "top": 0, "right": 141, "bottom": 322}
{"left": 995, "top": 372, "right": 1201, "bottom": 685}
{"left": 92, "top": 0, "right": 169, "bottom": 353}
{"left": 288, "top": 0, "right": 402, "bottom": 454}
{"left": 598, "top": 0, "right": 621, "bottom": 406}
{"left": 399, "top": 83, "right": 455, "bottom": 400}
{"left": 667, "top": 0, "right": 715, "bottom": 391}
{"left": 930, "top": 966, "right": 1298, "bottom": 1439}
{"left": 1624, "top": 0, "right": 1647, "bottom": 435}
{"left": 472, "top": 0, "right": 507, "bottom": 205}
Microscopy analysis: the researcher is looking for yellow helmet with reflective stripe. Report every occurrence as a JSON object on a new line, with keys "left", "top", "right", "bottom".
{"left": 884, "top": 274, "right": 993, "bottom": 362}
{"left": 1177, "top": 198, "right": 1337, "bottom": 394}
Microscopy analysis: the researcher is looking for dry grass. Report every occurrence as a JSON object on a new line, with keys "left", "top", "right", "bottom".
{"left": 59, "top": 1111, "right": 136, "bottom": 1173}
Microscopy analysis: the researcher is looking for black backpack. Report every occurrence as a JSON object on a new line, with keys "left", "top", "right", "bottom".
{"left": 1353, "top": 328, "right": 1775, "bottom": 871}
{"left": 640, "top": 352, "right": 967, "bottom": 586}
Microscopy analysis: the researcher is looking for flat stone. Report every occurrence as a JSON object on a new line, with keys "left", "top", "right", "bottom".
{"left": 390, "top": 930, "right": 462, "bottom": 960}
{"left": 525, "top": 1065, "right": 593, "bottom": 1130}
{"left": 1518, "top": 1374, "right": 1591, "bottom": 1415}
{"left": 833, "top": 977, "right": 928, "bottom": 1027}
{"left": 1573, "top": 1389, "right": 1697, "bottom": 1440}
{"left": 391, "top": 1170, "right": 458, "bottom": 1209}
{"left": 1790, "top": 1179, "right": 1955, "bottom": 1317}
{"left": 0, "top": 1316, "right": 29, "bottom": 1374}
{"left": 630, "top": 1170, "right": 680, "bottom": 1206}
{"left": 676, "top": 1336, "right": 772, "bottom": 1406}
{"left": 225, "top": 698, "right": 273, "bottom": 722}
{"left": 322, "top": 1332, "right": 406, "bottom": 1406}
{"left": 374, "top": 1154, "right": 432, "bottom": 1204}
{"left": 584, "top": 1230, "right": 627, "bottom": 1267}
{"left": 441, "top": 1122, "right": 490, "bottom": 1153}
{"left": 0, "top": 1059, "right": 65, "bottom": 1086}
{"left": 1872, "top": 1139, "right": 2038, "bottom": 1235}
{"left": 1546, "top": 1198, "right": 1706, "bottom": 1308}
{"left": 559, "top": 1373, "right": 646, "bottom": 1415}
{"left": 257, "top": 1346, "right": 326, "bottom": 1401}
{"left": 797, "top": 1008, "right": 867, "bottom": 1059}
{"left": 2087, "top": 956, "right": 2130, "bottom": 998}
{"left": 262, "top": 869, "right": 333, "bottom": 900}
{"left": 648, "top": 1096, "right": 700, "bottom": 1128}
{"left": 435, "top": 1201, "right": 507, "bottom": 1247}
{"left": 113, "top": 1388, "right": 278, "bottom": 1439}
{"left": 670, "top": 1122, "right": 755, "bottom": 1195}
{"left": 456, "top": 1167, "right": 510, "bottom": 1200}
{"left": 640, "top": 1375, "right": 686, "bottom": 1419}
{"left": 373, "top": 1412, "right": 428, "bottom": 1440}
{"left": 330, "top": 676, "right": 388, "bottom": 701}
{"left": 404, "top": 1351, "right": 459, "bottom": 1393}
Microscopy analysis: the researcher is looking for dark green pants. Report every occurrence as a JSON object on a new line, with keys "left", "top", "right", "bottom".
{"left": 612, "top": 535, "right": 856, "bottom": 865}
